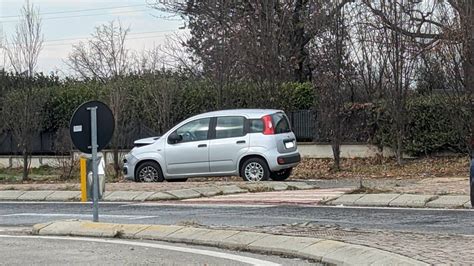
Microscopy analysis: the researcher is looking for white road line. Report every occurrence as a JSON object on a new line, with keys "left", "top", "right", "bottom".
{"left": 0, "top": 235, "right": 280, "bottom": 266}
{"left": 0, "top": 201, "right": 132, "bottom": 205}
{"left": 129, "top": 202, "right": 278, "bottom": 208}
{"left": 0, "top": 213, "right": 157, "bottom": 220}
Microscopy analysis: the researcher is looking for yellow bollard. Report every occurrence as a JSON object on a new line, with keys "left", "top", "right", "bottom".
{"left": 80, "top": 158, "right": 87, "bottom": 202}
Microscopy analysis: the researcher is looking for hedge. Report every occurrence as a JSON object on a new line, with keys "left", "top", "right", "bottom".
{"left": 371, "top": 95, "right": 471, "bottom": 155}
{"left": 1, "top": 71, "right": 470, "bottom": 155}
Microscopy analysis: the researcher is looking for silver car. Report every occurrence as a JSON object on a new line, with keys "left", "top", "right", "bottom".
{"left": 123, "top": 109, "right": 301, "bottom": 182}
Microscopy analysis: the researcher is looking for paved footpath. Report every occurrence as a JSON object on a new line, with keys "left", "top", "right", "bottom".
{"left": 0, "top": 181, "right": 321, "bottom": 202}
{"left": 218, "top": 222, "right": 474, "bottom": 265}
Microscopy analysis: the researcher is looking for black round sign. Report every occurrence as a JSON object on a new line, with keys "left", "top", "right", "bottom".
{"left": 69, "top": 101, "right": 115, "bottom": 154}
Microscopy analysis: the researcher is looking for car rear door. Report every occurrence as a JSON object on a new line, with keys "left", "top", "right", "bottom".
{"left": 272, "top": 112, "right": 297, "bottom": 154}
{"left": 209, "top": 116, "right": 249, "bottom": 173}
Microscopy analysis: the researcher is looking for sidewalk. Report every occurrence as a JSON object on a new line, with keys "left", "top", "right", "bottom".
{"left": 312, "top": 177, "right": 472, "bottom": 209}
{"left": 0, "top": 181, "right": 318, "bottom": 202}
{"left": 32, "top": 220, "right": 427, "bottom": 265}
{"left": 0, "top": 177, "right": 471, "bottom": 208}
{"left": 325, "top": 193, "right": 471, "bottom": 208}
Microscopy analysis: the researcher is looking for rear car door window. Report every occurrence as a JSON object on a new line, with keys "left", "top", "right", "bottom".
{"left": 215, "top": 116, "right": 245, "bottom": 139}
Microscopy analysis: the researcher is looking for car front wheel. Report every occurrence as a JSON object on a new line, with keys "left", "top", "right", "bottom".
{"left": 136, "top": 161, "right": 164, "bottom": 182}
{"left": 241, "top": 158, "right": 270, "bottom": 182}
{"left": 270, "top": 168, "right": 292, "bottom": 181}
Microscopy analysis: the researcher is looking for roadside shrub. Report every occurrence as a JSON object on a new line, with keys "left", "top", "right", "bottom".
{"left": 43, "top": 81, "right": 97, "bottom": 131}
{"left": 279, "top": 82, "right": 314, "bottom": 111}
{"left": 372, "top": 95, "right": 471, "bottom": 155}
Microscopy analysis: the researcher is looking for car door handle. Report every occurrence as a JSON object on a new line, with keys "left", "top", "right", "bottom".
{"left": 236, "top": 140, "right": 246, "bottom": 144}
{"left": 198, "top": 144, "right": 207, "bottom": 148}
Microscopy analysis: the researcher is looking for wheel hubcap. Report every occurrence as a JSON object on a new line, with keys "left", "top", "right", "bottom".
{"left": 245, "top": 162, "right": 264, "bottom": 181}
{"left": 139, "top": 166, "right": 158, "bottom": 182}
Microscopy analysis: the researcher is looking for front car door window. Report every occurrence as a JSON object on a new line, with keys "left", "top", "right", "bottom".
{"left": 176, "top": 118, "right": 210, "bottom": 142}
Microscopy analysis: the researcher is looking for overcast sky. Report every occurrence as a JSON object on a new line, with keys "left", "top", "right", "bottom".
{"left": 0, "top": 0, "right": 185, "bottom": 75}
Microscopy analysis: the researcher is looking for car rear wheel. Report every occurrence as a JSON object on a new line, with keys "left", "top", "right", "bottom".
{"left": 136, "top": 161, "right": 164, "bottom": 182}
{"left": 270, "top": 168, "right": 292, "bottom": 181}
{"left": 240, "top": 158, "right": 270, "bottom": 182}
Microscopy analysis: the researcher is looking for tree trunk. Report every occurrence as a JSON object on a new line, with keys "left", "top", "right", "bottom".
{"left": 291, "top": 0, "right": 307, "bottom": 82}
{"left": 466, "top": 8, "right": 474, "bottom": 156}
{"left": 113, "top": 147, "right": 120, "bottom": 179}
{"left": 396, "top": 129, "right": 403, "bottom": 165}
{"left": 332, "top": 143, "right": 341, "bottom": 171}
{"left": 22, "top": 149, "right": 29, "bottom": 181}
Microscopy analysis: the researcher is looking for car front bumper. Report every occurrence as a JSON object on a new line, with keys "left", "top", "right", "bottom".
{"left": 123, "top": 153, "right": 138, "bottom": 181}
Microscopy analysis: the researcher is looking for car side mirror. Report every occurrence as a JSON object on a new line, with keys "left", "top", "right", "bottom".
{"left": 168, "top": 132, "right": 183, "bottom": 144}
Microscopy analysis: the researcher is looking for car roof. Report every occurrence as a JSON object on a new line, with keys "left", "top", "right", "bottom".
{"left": 191, "top": 109, "right": 283, "bottom": 119}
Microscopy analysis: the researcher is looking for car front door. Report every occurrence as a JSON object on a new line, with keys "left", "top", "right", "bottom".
{"left": 165, "top": 118, "right": 211, "bottom": 175}
{"left": 209, "top": 116, "right": 249, "bottom": 173}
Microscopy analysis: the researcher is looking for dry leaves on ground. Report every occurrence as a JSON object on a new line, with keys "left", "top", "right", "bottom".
{"left": 293, "top": 156, "right": 469, "bottom": 180}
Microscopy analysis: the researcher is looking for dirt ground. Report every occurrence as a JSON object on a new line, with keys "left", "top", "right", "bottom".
{"left": 292, "top": 156, "right": 469, "bottom": 180}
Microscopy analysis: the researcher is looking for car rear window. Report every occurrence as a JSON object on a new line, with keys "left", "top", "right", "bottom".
{"left": 272, "top": 113, "right": 291, "bottom": 134}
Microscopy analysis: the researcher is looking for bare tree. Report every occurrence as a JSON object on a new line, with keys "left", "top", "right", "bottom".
{"left": 140, "top": 73, "right": 180, "bottom": 134}
{"left": 5, "top": 1, "right": 43, "bottom": 76}
{"left": 363, "top": 0, "right": 473, "bottom": 155}
{"left": 152, "top": 0, "right": 354, "bottom": 83}
{"left": 313, "top": 1, "right": 352, "bottom": 171}
{"left": 3, "top": 0, "right": 44, "bottom": 180}
{"left": 67, "top": 20, "right": 132, "bottom": 178}
{"left": 67, "top": 20, "right": 130, "bottom": 82}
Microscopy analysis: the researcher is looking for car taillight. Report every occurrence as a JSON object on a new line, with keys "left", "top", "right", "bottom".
{"left": 262, "top": 115, "right": 274, "bottom": 135}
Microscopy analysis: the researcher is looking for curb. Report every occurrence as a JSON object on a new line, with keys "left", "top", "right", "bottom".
{"left": 0, "top": 182, "right": 317, "bottom": 202}
{"left": 326, "top": 193, "right": 472, "bottom": 209}
{"left": 32, "top": 220, "right": 427, "bottom": 266}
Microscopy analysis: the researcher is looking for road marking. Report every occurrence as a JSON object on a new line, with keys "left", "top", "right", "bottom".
{"left": 0, "top": 201, "right": 131, "bottom": 205}
{"left": 0, "top": 235, "right": 280, "bottom": 266}
{"left": 0, "top": 213, "right": 157, "bottom": 220}
{"left": 130, "top": 202, "right": 278, "bottom": 208}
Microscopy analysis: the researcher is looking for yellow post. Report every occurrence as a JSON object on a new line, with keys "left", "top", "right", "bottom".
{"left": 80, "top": 158, "right": 87, "bottom": 202}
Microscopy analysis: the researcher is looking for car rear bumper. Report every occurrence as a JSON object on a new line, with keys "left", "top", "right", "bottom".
{"left": 268, "top": 151, "right": 301, "bottom": 171}
{"left": 277, "top": 153, "right": 301, "bottom": 165}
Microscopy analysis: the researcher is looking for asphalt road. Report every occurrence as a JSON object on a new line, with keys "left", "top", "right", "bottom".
{"left": 0, "top": 234, "right": 315, "bottom": 265}
{"left": 0, "top": 202, "right": 473, "bottom": 235}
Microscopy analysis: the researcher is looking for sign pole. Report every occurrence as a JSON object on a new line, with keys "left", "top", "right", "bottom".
{"left": 71, "top": 101, "right": 114, "bottom": 222}
{"left": 88, "top": 106, "right": 99, "bottom": 222}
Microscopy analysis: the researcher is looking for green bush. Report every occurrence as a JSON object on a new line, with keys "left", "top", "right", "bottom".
{"left": 279, "top": 82, "right": 314, "bottom": 110}
{"left": 43, "top": 81, "right": 97, "bottom": 131}
{"left": 372, "top": 95, "right": 471, "bottom": 155}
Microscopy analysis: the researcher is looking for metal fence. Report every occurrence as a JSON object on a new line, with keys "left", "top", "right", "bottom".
{"left": 0, "top": 131, "right": 55, "bottom": 155}
{"left": 288, "top": 110, "right": 315, "bottom": 141}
